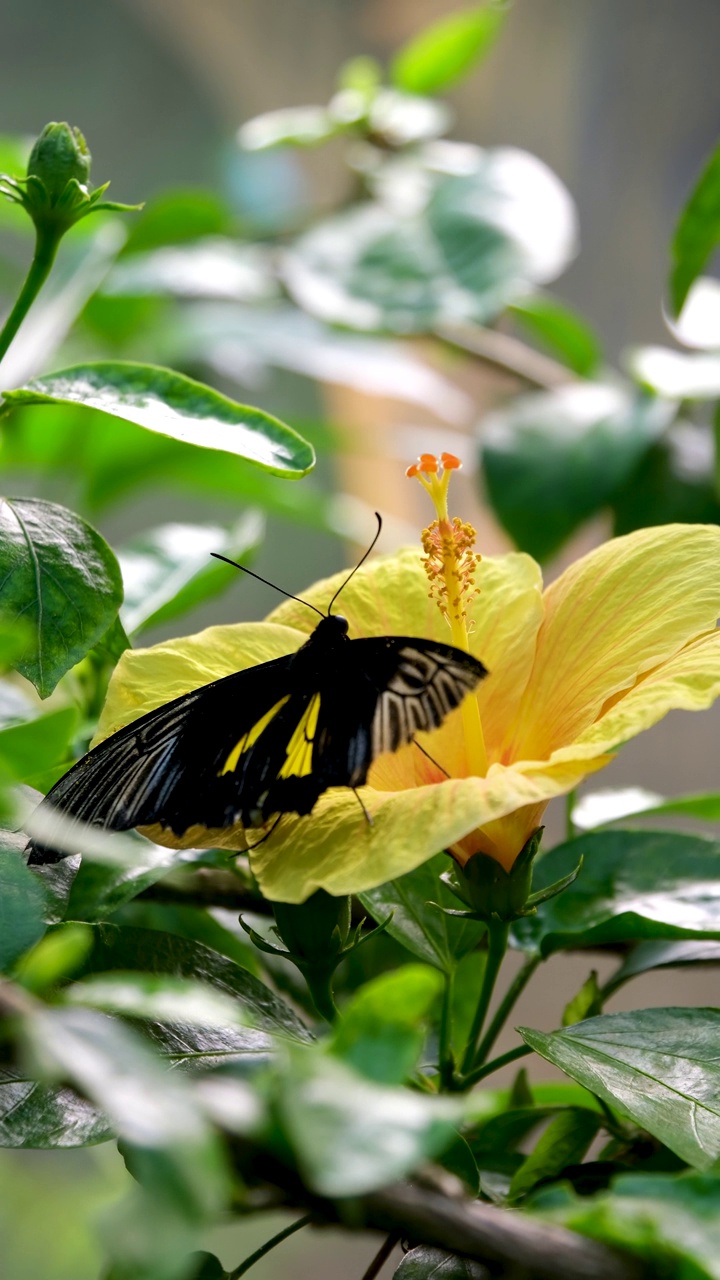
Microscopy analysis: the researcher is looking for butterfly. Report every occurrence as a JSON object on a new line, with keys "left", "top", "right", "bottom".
{"left": 26, "top": 517, "right": 487, "bottom": 865}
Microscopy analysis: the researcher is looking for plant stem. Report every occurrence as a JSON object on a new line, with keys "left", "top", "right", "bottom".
{"left": 438, "top": 968, "right": 455, "bottom": 1090}
{"left": 461, "top": 1043, "right": 532, "bottom": 1088}
{"left": 565, "top": 788, "right": 578, "bottom": 841}
{"left": 472, "top": 954, "right": 541, "bottom": 1066}
{"left": 228, "top": 1213, "right": 313, "bottom": 1279}
{"left": 0, "top": 230, "right": 60, "bottom": 365}
{"left": 360, "top": 1232, "right": 401, "bottom": 1280}
{"left": 460, "top": 919, "right": 509, "bottom": 1076}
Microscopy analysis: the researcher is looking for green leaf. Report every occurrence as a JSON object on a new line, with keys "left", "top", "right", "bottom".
{"left": 532, "top": 1171, "right": 720, "bottom": 1280}
{"left": 105, "top": 239, "right": 277, "bottom": 303}
{"left": 392, "top": 4, "right": 506, "bottom": 94}
{"left": 0, "top": 497, "right": 123, "bottom": 697}
{"left": 521, "top": 1008, "right": 720, "bottom": 1170}
{"left": 123, "top": 189, "right": 233, "bottom": 252}
{"left": 606, "top": 939, "right": 720, "bottom": 994}
{"left": 21, "top": 1005, "right": 228, "bottom": 1215}
{"left": 15, "top": 922, "right": 94, "bottom": 992}
{"left": 0, "top": 362, "right": 314, "bottom": 478}
{"left": 0, "top": 705, "right": 78, "bottom": 786}
{"left": 562, "top": 971, "right": 602, "bottom": 1027}
{"left": 394, "top": 1245, "right": 488, "bottom": 1280}
{"left": 0, "top": 841, "right": 47, "bottom": 970}
{"left": 511, "top": 830, "right": 720, "bottom": 957}
{"left": 0, "top": 1063, "right": 110, "bottom": 1147}
{"left": 508, "top": 1107, "right": 601, "bottom": 1200}
{"left": 286, "top": 151, "right": 576, "bottom": 333}
{"left": 628, "top": 344, "right": 720, "bottom": 399}
{"left": 66, "top": 972, "right": 251, "bottom": 1032}
{"left": 83, "top": 926, "right": 312, "bottom": 1047}
{"left": 573, "top": 786, "right": 720, "bottom": 831}
{"left": 509, "top": 294, "right": 602, "bottom": 377}
{"left": 118, "top": 510, "right": 264, "bottom": 637}
{"left": 66, "top": 842, "right": 234, "bottom": 921}
{"left": 330, "top": 965, "right": 443, "bottom": 1083}
{"left": 611, "top": 434, "right": 720, "bottom": 536}
{"left": 670, "top": 140, "right": 720, "bottom": 316}
{"left": 439, "top": 1132, "right": 480, "bottom": 1196}
{"left": 358, "top": 853, "right": 485, "bottom": 971}
{"left": 481, "top": 385, "right": 673, "bottom": 562}
{"left": 239, "top": 105, "right": 339, "bottom": 151}
{"left": 276, "top": 1049, "right": 463, "bottom": 1197}
{"left": 114, "top": 901, "right": 262, "bottom": 977}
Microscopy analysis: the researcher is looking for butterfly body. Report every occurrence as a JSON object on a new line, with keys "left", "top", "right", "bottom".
{"left": 27, "top": 613, "right": 486, "bottom": 864}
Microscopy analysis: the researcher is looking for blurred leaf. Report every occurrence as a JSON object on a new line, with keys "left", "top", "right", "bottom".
{"left": 16, "top": 922, "right": 94, "bottom": 993}
{"left": 439, "top": 1132, "right": 480, "bottom": 1195}
{"left": 606, "top": 939, "right": 720, "bottom": 994}
{"left": 285, "top": 149, "right": 576, "bottom": 333}
{"left": 670, "top": 141, "right": 720, "bottom": 316}
{"left": 1, "top": 362, "right": 315, "bottom": 478}
{"left": 508, "top": 1107, "right": 601, "bottom": 1200}
{"left": 0, "top": 496, "right": 123, "bottom": 698}
{"left": 366, "top": 90, "right": 451, "bottom": 147}
{"left": 66, "top": 971, "right": 250, "bottom": 1032}
{"left": 0, "top": 1063, "right": 110, "bottom": 1147}
{"left": 105, "top": 238, "right": 277, "bottom": 302}
{"left": 512, "top": 830, "right": 720, "bottom": 957}
{"left": 562, "top": 971, "right": 601, "bottom": 1027}
{"left": 509, "top": 294, "right": 602, "bottom": 376}
{"left": 239, "top": 105, "right": 340, "bottom": 151}
{"left": 84, "top": 926, "right": 312, "bottom": 1045}
{"left": 668, "top": 276, "right": 720, "bottom": 350}
{"left": 481, "top": 384, "right": 673, "bottom": 562}
{"left": 628, "top": 343, "right": 720, "bottom": 398}
{"left": 612, "top": 433, "right": 720, "bottom": 535}
{"left": 21, "top": 1005, "right": 228, "bottom": 1215}
{"left": 573, "top": 785, "right": 720, "bottom": 831}
{"left": 395, "top": 1246, "right": 488, "bottom": 1280}
{"left": 67, "top": 843, "right": 239, "bottom": 922}
{"left": 186, "top": 1252, "right": 228, "bottom": 1280}
{"left": 123, "top": 189, "right": 233, "bottom": 252}
{"left": 359, "top": 853, "right": 485, "bottom": 971}
{"left": 33, "top": 852, "right": 81, "bottom": 924}
{"left": 118, "top": 511, "right": 263, "bottom": 637}
{"left": 521, "top": 1009, "right": 720, "bottom": 1170}
{"left": 0, "top": 133, "right": 33, "bottom": 233}
{"left": 392, "top": 4, "right": 506, "bottom": 95}
{"left": 0, "top": 705, "right": 77, "bottom": 784}
{"left": 276, "top": 1049, "right": 464, "bottom": 1196}
{"left": 330, "top": 965, "right": 443, "bottom": 1083}
{"left": 533, "top": 1172, "right": 720, "bottom": 1280}
{"left": 0, "top": 841, "right": 46, "bottom": 970}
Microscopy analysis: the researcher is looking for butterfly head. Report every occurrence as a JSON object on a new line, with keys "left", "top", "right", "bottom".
{"left": 312, "top": 613, "right": 350, "bottom": 642}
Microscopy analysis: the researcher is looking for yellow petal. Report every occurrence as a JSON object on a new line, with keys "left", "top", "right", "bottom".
{"left": 94, "top": 621, "right": 305, "bottom": 741}
{"left": 510, "top": 524, "right": 720, "bottom": 760}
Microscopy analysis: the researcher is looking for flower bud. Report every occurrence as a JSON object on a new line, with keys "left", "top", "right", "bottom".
{"left": 27, "top": 123, "right": 91, "bottom": 203}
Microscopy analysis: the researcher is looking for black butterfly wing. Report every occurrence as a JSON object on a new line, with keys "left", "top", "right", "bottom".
{"left": 259, "top": 636, "right": 487, "bottom": 814}
{"left": 26, "top": 651, "right": 308, "bottom": 863}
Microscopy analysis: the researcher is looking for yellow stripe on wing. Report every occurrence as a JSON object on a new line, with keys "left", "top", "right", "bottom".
{"left": 278, "top": 693, "right": 321, "bottom": 779}
{"left": 219, "top": 695, "right": 291, "bottom": 776}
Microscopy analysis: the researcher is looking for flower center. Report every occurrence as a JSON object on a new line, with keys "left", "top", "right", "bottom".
{"left": 406, "top": 452, "right": 488, "bottom": 776}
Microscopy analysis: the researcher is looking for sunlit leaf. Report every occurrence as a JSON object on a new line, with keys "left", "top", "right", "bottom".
{"left": 392, "top": 4, "right": 506, "bottom": 95}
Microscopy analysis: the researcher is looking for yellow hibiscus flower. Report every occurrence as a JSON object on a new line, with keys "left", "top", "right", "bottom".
{"left": 94, "top": 461, "right": 720, "bottom": 904}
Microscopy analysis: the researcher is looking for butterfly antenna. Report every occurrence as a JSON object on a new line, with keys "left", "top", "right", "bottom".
{"left": 210, "top": 554, "right": 325, "bottom": 618}
{"left": 327, "top": 512, "right": 383, "bottom": 616}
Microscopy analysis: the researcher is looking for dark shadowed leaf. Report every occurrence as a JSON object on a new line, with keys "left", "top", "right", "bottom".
{"left": 612, "top": 434, "right": 720, "bottom": 535}
{"left": 521, "top": 1008, "right": 720, "bottom": 1169}
{"left": 66, "top": 842, "right": 233, "bottom": 921}
{"left": 392, "top": 4, "right": 506, "bottom": 94}
{"left": 0, "top": 497, "right": 123, "bottom": 697}
{"left": 670, "top": 141, "right": 720, "bottom": 316}
{"left": 395, "top": 1245, "right": 489, "bottom": 1280}
{"left": 508, "top": 1107, "right": 601, "bottom": 1200}
{"left": 359, "top": 853, "right": 485, "bottom": 971}
{"left": 0, "top": 841, "right": 47, "bottom": 970}
{"left": 605, "top": 939, "right": 720, "bottom": 995}
{"left": 512, "top": 830, "right": 720, "bottom": 957}
{"left": 481, "top": 385, "right": 673, "bottom": 561}
{"left": 1, "top": 362, "right": 314, "bottom": 478}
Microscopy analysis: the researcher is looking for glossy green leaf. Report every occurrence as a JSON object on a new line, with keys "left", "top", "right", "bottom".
{"left": 21, "top": 1005, "right": 228, "bottom": 1215}
{"left": 0, "top": 841, "right": 47, "bottom": 970}
{"left": 83, "top": 926, "right": 312, "bottom": 1047}
{"left": 392, "top": 4, "right": 506, "bottom": 94}
{"left": 509, "top": 294, "right": 602, "bottom": 376}
{"left": 612, "top": 434, "right": 720, "bottom": 536}
{"left": 395, "top": 1246, "right": 488, "bottom": 1280}
{"left": 330, "top": 965, "right": 443, "bottom": 1084}
{"left": 114, "top": 901, "right": 261, "bottom": 977}
{"left": 66, "top": 842, "right": 233, "bottom": 921}
{"left": 277, "top": 1049, "right": 463, "bottom": 1197}
{"left": 32, "top": 852, "right": 81, "bottom": 924}
{"left": 0, "top": 1063, "right": 110, "bottom": 1147}
{"left": 0, "top": 705, "right": 77, "bottom": 786}
{"left": 481, "top": 384, "right": 673, "bottom": 562}
{"left": 66, "top": 972, "right": 250, "bottom": 1032}
{"left": 286, "top": 151, "right": 576, "bottom": 333}
{"left": 0, "top": 497, "right": 123, "bottom": 697}
{"left": 532, "top": 1171, "right": 720, "bottom": 1280}
{"left": 670, "top": 140, "right": 720, "bottom": 316}
{"left": 359, "top": 853, "right": 485, "bottom": 971}
{"left": 521, "top": 1008, "right": 720, "bottom": 1170}
{"left": 628, "top": 344, "right": 720, "bottom": 399}
{"left": 118, "top": 510, "right": 263, "bottom": 637}
{"left": 511, "top": 830, "right": 720, "bottom": 957}
{"left": 606, "top": 939, "right": 720, "bottom": 994}
{"left": 508, "top": 1107, "right": 601, "bottom": 1200}
{"left": 1, "top": 362, "right": 314, "bottom": 478}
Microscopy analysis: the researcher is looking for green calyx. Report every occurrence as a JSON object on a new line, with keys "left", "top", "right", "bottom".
{"left": 0, "top": 121, "right": 142, "bottom": 241}
{"left": 440, "top": 828, "right": 583, "bottom": 923}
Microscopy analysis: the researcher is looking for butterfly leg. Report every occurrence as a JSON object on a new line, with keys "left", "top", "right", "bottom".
{"left": 352, "top": 787, "right": 374, "bottom": 827}
{"left": 245, "top": 813, "right": 283, "bottom": 850}
{"left": 412, "top": 737, "right": 450, "bottom": 778}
